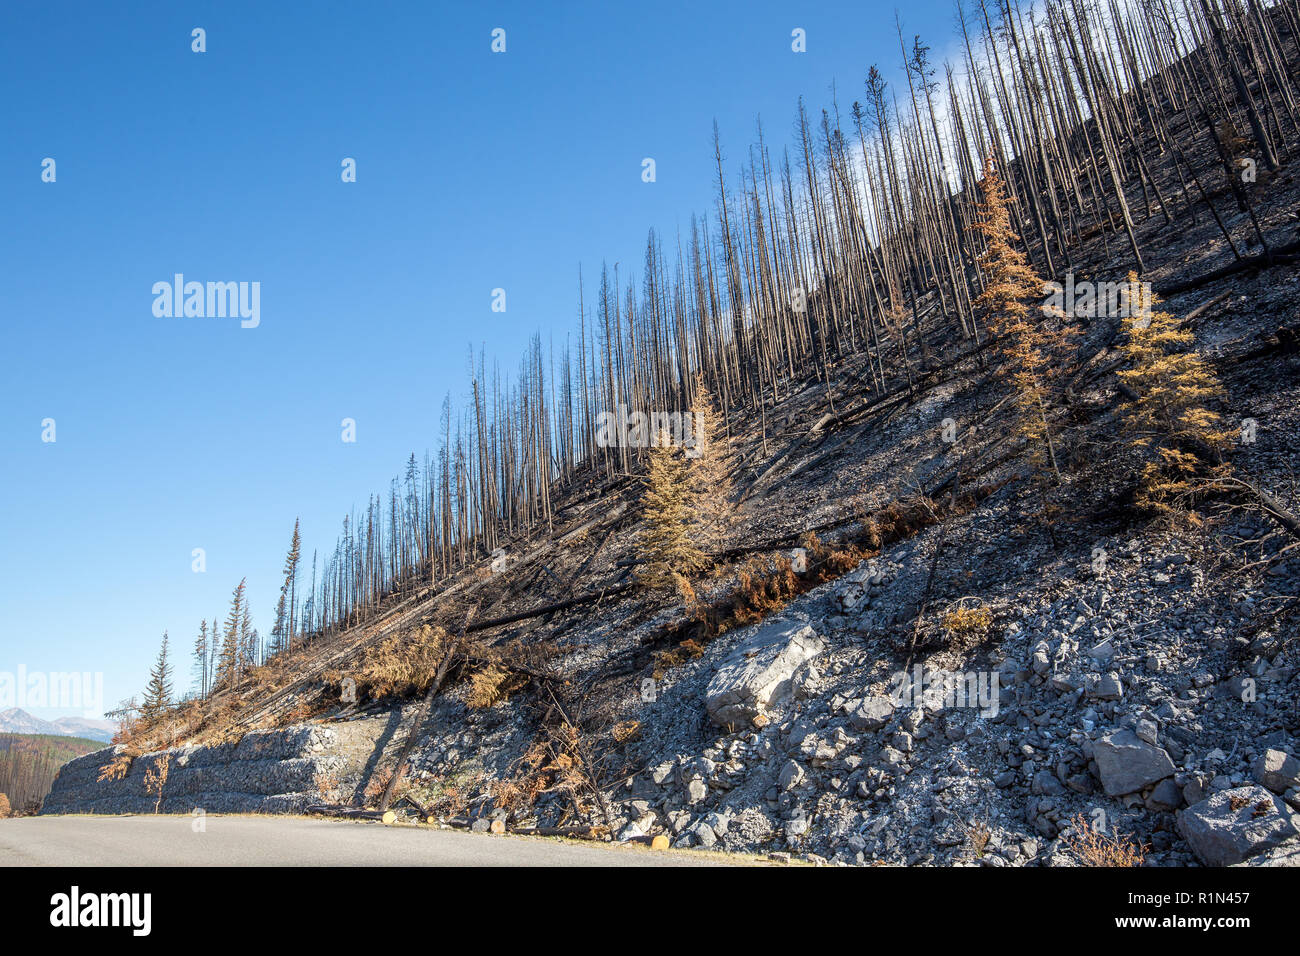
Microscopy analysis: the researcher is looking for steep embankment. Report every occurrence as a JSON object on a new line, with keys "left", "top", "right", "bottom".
{"left": 42, "top": 15, "right": 1300, "bottom": 865}
{"left": 45, "top": 231, "right": 1300, "bottom": 863}
{"left": 42, "top": 722, "right": 394, "bottom": 815}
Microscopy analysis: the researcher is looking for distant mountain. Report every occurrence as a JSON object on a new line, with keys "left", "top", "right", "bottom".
{"left": 49, "top": 717, "right": 117, "bottom": 743}
{"left": 0, "top": 709, "right": 116, "bottom": 743}
{"left": 0, "top": 708, "right": 56, "bottom": 736}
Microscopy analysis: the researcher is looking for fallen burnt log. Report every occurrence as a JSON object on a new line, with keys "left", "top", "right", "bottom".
{"left": 1156, "top": 238, "right": 1300, "bottom": 298}
{"left": 716, "top": 464, "right": 1015, "bottom": 565}
{"left": 509, "top": 825, "right": 607, "bottom": 840}
{"left": 453, "top": 582, "right": 636, "bottom": 634}
{"left": 305, "top": 804, "right": 390, "bottom": 821}
{"left": 1214, "top": 476, "right": 1300, "bottom": 543}
{"left": 423, "top": 813, "right": 606, "bottom": 840}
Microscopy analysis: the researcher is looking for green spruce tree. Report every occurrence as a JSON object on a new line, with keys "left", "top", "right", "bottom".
{"left": 140, "top": 632, "right": 173, "bottom": 724}
{"left": 216, "top": 579, "right": 246, "bottom": 690}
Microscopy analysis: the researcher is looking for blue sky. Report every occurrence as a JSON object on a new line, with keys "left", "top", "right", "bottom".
{"left": 0, "top": 0, "right": 960, "bottom": 718}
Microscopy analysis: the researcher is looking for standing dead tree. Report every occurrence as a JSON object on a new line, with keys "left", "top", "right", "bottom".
{"left": 242, "top": 0, "right": 1297, "bottom": 667}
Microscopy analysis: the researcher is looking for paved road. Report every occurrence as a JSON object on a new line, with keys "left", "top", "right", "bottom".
{"left": 0, "top": 815, "right": 728, "bottom": 866}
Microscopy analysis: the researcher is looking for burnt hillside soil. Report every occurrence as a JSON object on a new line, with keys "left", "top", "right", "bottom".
{"left": 73, "top": 47, "right": 1300, "bottom": 864}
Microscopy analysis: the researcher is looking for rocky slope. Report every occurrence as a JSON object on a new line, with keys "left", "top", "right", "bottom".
{"left": 43, "top": 723, "right": 386, "bottom": 815}
{"left": 48, "top": 521, "right": 1300, "bottom": 865}
{"left": 41, "top": 47, "right": 1300, "bottom": 866}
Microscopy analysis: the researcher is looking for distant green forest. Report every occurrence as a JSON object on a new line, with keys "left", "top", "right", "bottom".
{"left": 0, "top": 734, "right": 104, "bottom": 814}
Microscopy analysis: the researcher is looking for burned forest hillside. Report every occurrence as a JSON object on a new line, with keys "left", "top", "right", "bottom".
{"left": 48, "top": 0, "right": 1300, "bottom": 866}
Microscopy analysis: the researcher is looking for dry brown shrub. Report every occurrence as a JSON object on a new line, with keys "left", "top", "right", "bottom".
{"left": 822, "top": 548, "right": 863, "bottom": 576}
{"left": 97, "top": 752, "right": 133, "bottom": 783}
{"left": 652, "top": 647, "right": 686, "bottom": 680}
{"left": 488, "top": 778, "right": 531, "bottom": 815}
{"left": 144, "top": 754, "right": 170, "bottom": 813}
{"left": 611, "top": 720, "right": 641, "bottom": 743}
{"left": 465, "top": 663, "right": 526, "bottom": 709}
{"left": 801, "top": 532, "right": 877, "bottom": 586}
{"left": 731, "top": 557, "right": 801, "bottom": 625}
{"left": 492, "top": 744, "right": 552, "bottom": 814}
{"left": 873, "top": 497, "right": 940, "bottom": 542}
{"left": 1062, "top": 813, "right": 1148, "bottom": 867}
{"left": 968, "top": 820, "right": 992, "bottom": 858}
{"left": 678, "top": 638, "right": 705, "bottom": 659}
{"left": 355, "top": 624, "right": 447, "bottom": 700}
{"left": 941, "top": 603, "right": 994, "bottom": 648}
{"left": 539, "top": 724, "right": 591, "bottom": 809}
{"left": 496, "top": 724, "right": 597, "bottom": 819}
{"left": 420, "top": 766, "right": 485, "bottom": 818}
{"left": 653, "top": 545, "right": 855, "bottom": 678}
{"left": 861, "top": 517, "right": 883, "bottom": 551}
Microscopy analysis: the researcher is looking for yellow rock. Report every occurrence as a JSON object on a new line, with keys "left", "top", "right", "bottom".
{"left": 490, "top": 819, "right": 506, "bottom": 834}
{"left": 381, "top": 811, "right": 396, "bottom": 825}
{"left": 650, "top": 835, "right": 670, "bottom": 851}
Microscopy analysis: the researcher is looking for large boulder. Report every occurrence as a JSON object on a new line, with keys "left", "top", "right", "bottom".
{"left": 1178, "top": 786, "right": 1300, "bottom": 866}
{"left": 705, "top": 619, "right": 824, "bottom": 727}
{"left": 847, "top": 695, "right": 896, "bottom": 732}
{"left": 1092, "top": 729, "right": 1176, "bottom": 796}
{"left": 1253, "top": 749, "right": 1300, "bottom": 794}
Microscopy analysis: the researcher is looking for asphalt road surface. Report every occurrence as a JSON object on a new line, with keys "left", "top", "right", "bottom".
{"left": 0, "top": 815, "right": 729, "bottom": 866}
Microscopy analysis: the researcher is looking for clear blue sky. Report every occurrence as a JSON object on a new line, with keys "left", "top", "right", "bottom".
{"left": 0, "top": 0, "right": 961, "bottom": 718}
